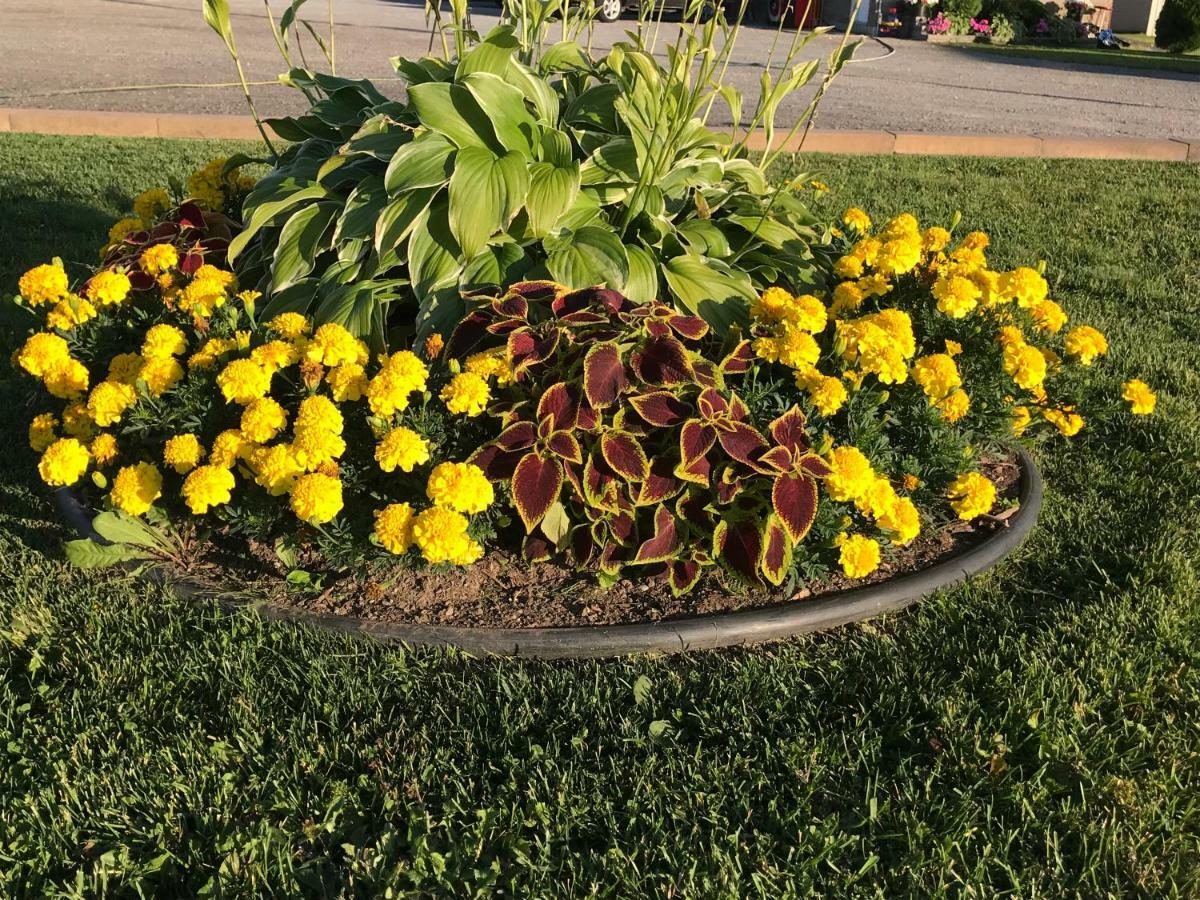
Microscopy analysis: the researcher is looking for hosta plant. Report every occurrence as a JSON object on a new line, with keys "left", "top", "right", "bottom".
{"left": 448, "top": 280, "right": 832, "bottom": 593}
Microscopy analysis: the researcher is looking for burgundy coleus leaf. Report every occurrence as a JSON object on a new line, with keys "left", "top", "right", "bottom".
{"left": 511, "top": 452, "right": 564, "bottom": 533}
{"left": 716, "top": 467, "right": 743, "bottom": 505}
{"left": 128, "top": 271, "right": 155, "bottom": 292}
{"left": 633, "top": 505, "right": 681, "bottom": 564}
{"left": 716, "top": 421, "right": 771, "bottom": 471}
{"left": 149, "top": 222, "right": 180, "bottom": 241}
{"left": 680, "top": 419, "right": 717, "bottom": 466}
{"left": 769, "top": 406, "right": 810, "bottom": 456}
{"left": 772, "top": 471, "right": 819, "bottom": 544}
{"left": 630, "top": 335, "right": 694, "bottom": 386}
{"left": 759, "top": 515, "right": 793, "bottom": 587}
{"left": 445, "top": 312, "right": 492, "bottom": 358}
{"left": 583, "top": 342, "right": 628, "bottom": 409}
{"left": 598, "top": 542, "right": 626, "bottom": 576}
{"left": 495, "top": 421, "right": 536, "bottom": 452}
{"left": 676, "top": 492, "right": 714, "bottom": 530}
{"left": 637, "top": 458, "right": 682, "bottom": 506}
{"left": 714, "top": 518, "right": 762, "bottom": 582}
{"left": 562, "top": 459, "right": 584, "bottom": 501}
{"left": 507, "top": 279, "right": 562, "bottom": 301}
{"left": 629, "top": 391, "right": 690, "bottom": 428}
{"left": 558, "top": 311, "right": 609, "bottom": 326}
{"left": 524, "top": 534, "right": 553, "bottom": 563}
{"left": 759, "top": 445, "right": 794, "bottom": 473}
{"left": 669, "top": 558, "right": 703, "bottom": 596}
{"left": 583, "top": 455, "right": 620, "bottom": 511}
{"left": 571, "top": 526, "right": 595, "bottom": 565}
{"left": 553, "top": 286, "right": 626, "bottom": 317}
{"left": 576, "top": 403, "right": 600, "bottom": 432}
{"left": 696, "top": 388, "right": 729, "bottom": 421}
{"left": 180, "top": 250, "right": 204, "bottom": 275}
{"left": 720, "top": 339, "right": 755, "bottom": 375}
{"left": 546, "top": 430, "right": 583, "bottom": 464}
{"left": 536, "top": 382, "right": 579, "bottom": 431}
{"left": 644, "top": 317, "right": 671, "bottom": 338}
{"left": 674, "top": 453, "right": 712, "bottom": 486}
{"left": 798, "top": 453, "right": 832, "bottom": 479}
{"left": 177, "top": 201, "right": 206, "bottom": 229}
{"left": 492, "top": 294, "right": 529, "bottom": 320}
{"left": 508, "top": 327, "right": 561, "bottom": 374}
{"left": 728, "top": 394, "right": 750, "bottom": 423}
{"left": 609, "top": 510, "right": 636, "bottom": 545}
{"left": 468, "top": 444, "right": 524, "bottom": 480}
{"left": 668, "top": 313, "right": 709, "bottom": 341}
{"left": 600, "top": 431, "right": 650, "bottom": 482}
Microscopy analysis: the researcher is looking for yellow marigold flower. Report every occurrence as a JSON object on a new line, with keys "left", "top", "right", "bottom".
{"left": 1030, "top": 298, "right": 1067, "bottom": 334}
{"left": 936, "top": 389, "right": 971, "bottom": 423}
{"left": 842, "top": 207, "right": 872, "bottom": 233}
{"left": 441, "top": 372, "right": 491, "bottom": 417}
{"left": 18, "top": 263, "right": 69, "bottom": 307}
{"left": 833, "top": 255, "right": 864, "bottom": 280}
{"left": 250, "top": 444, "right": 304, "bottom": 495}
{"left": 902, "top": 473, "right": 921, "bottom": 491}
{"left": 830, "top": 282, "right": 864, "bottom": 318}
{"left": 107, "top": 217, "right": 143, "bottom": 247}
{"left": 239, "top": 398, "right": 288, "bottom": 444}
{"left": 267, "top": 312, "right": 311, "bottom": 340}
{"left": 236, "top": 290, "right": 261, "bottom": 311}
{"left": 141, "top": 323, "right": 187, "bottom": 360}
{"left": 162, "top": 434, "right": 204, "bottom": 475}
{"left": 291, "top": 425, "right": 346, "bottom": 471}
{"left": 996, "top": 326, "right": 1025, "bottom": 349}
{"left": 1003, "top": 341, "right": 1047, "bottom": 391}
{"left": 295, "top": 395, "right": 344, "bottom": 435}
{"left": 85, "top": 270, "right": 132, "bottom": 307}
{"left": 250, "top": 340, "right": 300, "bottom": 375}
{"left": 788, "top": 294, "right": 829, "bottom": 333}
{"left": 797, "top": 371, "right": 847, "bottom": 416}
{"left": 375, "top": 427, "right": 430, "bottom": 473}
{"left": 289, "top": 472, "right": 344, "bottom": 524}
{"left": 44, "top": 358, "right": 91, "bottom": 400}
{"left": 157, "top": 273, "right": 176, "bottom": 291}
{"left": 856, "top": 273, "right": 892, "bottom": 299}
{"left": 28, "top": 413, "right": 58, "bottom": 452}
{"left": 1122, "top": 379, "right": 1156, "bottom": 415}
{"left": 188, "top": 337, "right": 236, "bottom": 370}
{"left": 182, "top": 464, "right": 235, "bottom": 515}
{"left": 374, "top": 503, "right": 416, "bottom": 555}
{"left": 210, "top": 429, "right": 256, "bottom": 469}
{"left": 366, "top": 351, "right": 429, "bottom": 418}
{"left": 969, "top": 269, "right": 1002, "bottom": 308}
{"left": 946, "top": 471, "right": 996, "bottom": 520}
{"left": 16, "top": 332, "right": 71, "bottom": 377}
{"left": 86, "top": 380, "right": 137, "bottom": 427}
{"left": 912, "top": 353, "right": 961, "bottom": 401}
{"left": 1063, "top": 325, "right": 1108, "bottom": 366}
{"left": 751, "top": 286, "right": 795, "bottom": 324}
{"left": 464, "top": 348, "right": 516, "bottom": 386}
{"left": 217, "top": 359, "right": 272, "bottom": 404}
{"left": 45, "top": 295, "right": 98, "bottom": 331}
{"left": 38, "top": 437, "right": 90, "bottom": 487}
{"left": 839, "top": 534, "right": 881, "bottom": 579}
{"left": 878, "top": 496, "right": 920, "bottom": 545}
{"left": 305, "top": 323, "right": 361, "bottom": 367}
{"left": 810, "top": 180, "right": 829, "bottom": 193}
{"left": 855, "top": 475, "right": 899, "bottom": 520}
{"left": 961, "top": 231, "right": 989, "bottom": 251}
{"left": 848, "top": 322, "right": 909, "bottom": 385}
{"left": 89, "top": 433, "right": 119, "bottom": 467}
{"left": 413, "top": 506, "right": 481, "bottom": 566}
{"left": 133, "top": 188, "right": 171, "bottom": 226}
{"left": 61, "top": 402, "right": 95, "bottom": 440}
{"left": 873, "top": 238, "right": 922, "bottom": 278}
{"left": 138, "top": 243, "right": 177, "bottom": 278}
{"left": 851, "top": 238, "right": 881, "bottom": 267}
{"left": 1011, "top": 405, "right": 1032, "bottom": 436}
{"left": 327, "top": 363, "right": 368, "bottom": 402}
{"left": 753, "top": 336, "right": 779, "bottom": 363}
{"left": 774, "top": 324, "right": 821, "bottom": 371}
{"left": 110, "top": 462, "right": 162, "bottom": 516}
{"left": 880, "top": 213, "right": 919, "bottom": 242}
{"left": 178, "top": 277, "right": 227, "bottom": 318}
{"left": 1043, "top": 406, "right": 1084, "bottom": 437}
{"left": 999, "top": 267, "right": 1049, "bottom": 308}
{"left": 825, "top": 446, "right": 875, "bottom": 502}
{"left": 137, "top": 356, "right": 182, "bottom": 397}
{"left": 424, "top": 333, "right": 445, "bottom": 359}
{"left": 933, "top": 275, "right": 980, "bottom": 319}
{"left": 426, "top": 462, "right": 494, "bottom": 514}
{"left": 922, "top": 227, "right": 951, "bottom": 253}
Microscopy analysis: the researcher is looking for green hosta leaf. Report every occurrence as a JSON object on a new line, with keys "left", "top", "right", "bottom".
{"left": 662, "top": 254, "right": 755, "bottom": 333}
{"left": 258, "top": 280, "right": 319, "bottom": 321}
{"left": 228, "top": 180, "right": 329, "bottom": 264}
{"left": 375, "top": 186, "right": 438, "bottom": 255}
{"left": 525, "top": 161, "right": 580, "bottom": 237}
{"left": 91, "top": 511, "right": 170, "bottom": 551}
{"left": 407, "top": 82, "right": 502, "bottom": 153}
{"left": 201, "top": 0, "right": 233, "bottom": 46}
{"left": 416, "top": 285, "right": 465, "bottom": 343}
{"left": 579, "top": 138, "right": 639, "bottom": 187}
{"left": 455, "top": 24, "right": 519, "bottom": 79}
{"left": 725, "top": 213, "right": 802, "bottom": 250}
{"left": 539, "top": 129, "right": 573, "bottom": 168}
{"left": 335, "top": 176, "right": 386, "bottom": 243}
{"left": 540, "top": 40, "right": 589, "bottom": 73}
{"left": 722, "top": 158, "right": 768, "bottom": 195}
{"left": 461, "top": 240, "right": 531, "bottom": 290}
{"left": 545, "top": 226, "right": 629, "bottom": 290}
{"left": 448, "top": 148, "right": 530, "bottom": 259}
{"left": 272, "top": 202, "right": 338, "bottom": 292}
{"left": 461, "top": 73, "right": 538, "bottom": 155}
{"left": 64, "top": 539, "right": 148, "bottom": 570}
{"left": 623, "top": 245, "right": 659, "bottom": 303}
{"left": 383, "top": 132, "right": 456, "bottom": 194}
{"left": 315, "top": 282, "right": 377, "bottom": 339}
{"left": 506, "top": 62, "right": 559, "bottom": 123}
{"left": 676, "top": 219, "right": 733, "bottom": 259}
{"left": 409, "top": 195, "right": 463, "bottom": 301}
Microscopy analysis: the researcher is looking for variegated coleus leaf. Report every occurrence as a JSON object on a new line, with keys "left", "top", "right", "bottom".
{"left": 772, "top": 470, "right": 818, "bottom": 545}
{"left": 583, "top": 342, "right": 628, "bottom": 409}
{"left": 759, "top": 514, "right": 792, "bottom": 587}
{"left": 632, "top": 504, "right": 681, "bottom": 565}
{"left": 512, "top": 452, "right": 564, "bottom": 533}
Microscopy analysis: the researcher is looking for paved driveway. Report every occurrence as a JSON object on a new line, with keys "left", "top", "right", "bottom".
{"left": 2, "top": 0, "right": 1197, "bottom": 139}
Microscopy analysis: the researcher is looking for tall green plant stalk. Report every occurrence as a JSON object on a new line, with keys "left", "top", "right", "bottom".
{"left": 202, "top": 0, "right": 279, "bottom": 160}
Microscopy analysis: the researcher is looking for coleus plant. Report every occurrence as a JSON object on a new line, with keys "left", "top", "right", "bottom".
{"left": 101, "top": 202, "right": 238, "bottom": 292}
{"left": 448, "top": 281, "right": 831, "bottom": 594}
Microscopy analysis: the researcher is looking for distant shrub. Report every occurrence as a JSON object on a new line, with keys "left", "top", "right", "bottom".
{"left": 1155, "top": 0, "right": 1200, "bottom": 52}
{"left": 944, "top": 0, "right": 984, "bottom": 19}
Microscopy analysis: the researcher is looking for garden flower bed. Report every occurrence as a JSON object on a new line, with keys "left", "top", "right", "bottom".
{"left": 6, "top": 5, "right": 1158, "bottom": 652}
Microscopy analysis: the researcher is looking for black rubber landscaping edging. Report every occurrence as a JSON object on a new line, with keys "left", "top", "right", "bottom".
{"left": 54, "top": 448, "right": 1042, "bottom": 659}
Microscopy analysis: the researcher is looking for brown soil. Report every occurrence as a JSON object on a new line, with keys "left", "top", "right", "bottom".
{"left": 173, "top": 455, "right": 1023, "bottom": 630}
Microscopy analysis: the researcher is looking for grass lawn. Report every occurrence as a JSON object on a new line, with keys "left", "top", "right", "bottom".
{"left": 2, "top": 132, "right": 1200, "bottom": 895}
{"left": 952, "top": 41, "right": 1200, "bottom": 75}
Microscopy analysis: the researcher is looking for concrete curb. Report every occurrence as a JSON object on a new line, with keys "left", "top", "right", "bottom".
{"left": 2, "top": 106, "right": 1197, "bottom": 162}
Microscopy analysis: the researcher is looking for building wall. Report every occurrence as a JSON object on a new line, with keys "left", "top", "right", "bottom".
{"left": 1111, "top": 0, "right": 1166, "bottom": 34}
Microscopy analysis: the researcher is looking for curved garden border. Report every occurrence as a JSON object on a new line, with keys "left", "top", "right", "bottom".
{"left": 54, "top": 448, "right": 1042, "bottom": 659}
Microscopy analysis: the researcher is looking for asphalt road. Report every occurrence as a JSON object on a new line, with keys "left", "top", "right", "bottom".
{"left": 2, "top": 0, "right": 1198, "bottom": 139}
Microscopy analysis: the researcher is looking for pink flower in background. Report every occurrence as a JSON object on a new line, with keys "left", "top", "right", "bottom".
{"left": 1035, "top": 17, "right": 1050, "bottom": 32}
{"left": 969, "top": 16, "right": 991, "bottom": 33}
{"left": 927, "top": 11, "right": 951, "bottom": 32}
